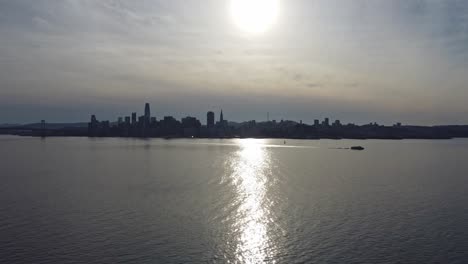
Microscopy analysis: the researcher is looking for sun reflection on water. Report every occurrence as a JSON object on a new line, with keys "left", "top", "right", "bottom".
{"left": 230, "top": 139, "right": 276, "bottom": 263}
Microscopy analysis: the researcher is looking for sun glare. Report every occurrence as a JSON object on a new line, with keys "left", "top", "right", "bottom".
{"left": 230, "top": 0, "right": 279, "bottom": 34}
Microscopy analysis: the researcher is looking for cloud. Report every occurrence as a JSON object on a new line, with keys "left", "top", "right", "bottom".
{"left": 0, "top": 0, "right": 468, "bottom": 124}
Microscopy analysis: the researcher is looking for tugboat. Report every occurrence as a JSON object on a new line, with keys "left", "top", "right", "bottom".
{"left": 351, "top": 146, "right": 365, "bottom": 150}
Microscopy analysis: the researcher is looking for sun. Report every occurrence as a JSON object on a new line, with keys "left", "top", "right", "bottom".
{"left": 230, "top": 0, "right": 279, "bottom": 34}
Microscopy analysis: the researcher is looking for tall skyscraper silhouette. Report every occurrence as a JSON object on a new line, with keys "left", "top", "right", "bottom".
{"left": 144, "top": 103, "right": 151, "bottom": 124}
{"left": 207, "top": 111, "right": 215, "bottom": 127}
{"left": 132, "top": 112, "right": 137, "bottom": 125}
{"left": 220, "top": 110, "right": 224, "bottom": 123}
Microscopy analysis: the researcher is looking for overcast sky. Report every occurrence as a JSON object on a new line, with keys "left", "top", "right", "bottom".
{"left": 1, "top": 0, "right": 468, "bottom": 125}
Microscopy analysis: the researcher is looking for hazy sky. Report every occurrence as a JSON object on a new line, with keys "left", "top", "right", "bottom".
{"left": 1, "top": 0, "right": 468, "bottom": 124}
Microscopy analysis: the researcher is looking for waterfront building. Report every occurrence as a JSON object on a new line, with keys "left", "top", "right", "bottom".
{"left": 207, "top": 111, "right": 215, "bottom": 127}
{"left": 144, "top": 103, "right": 151, "bottom": 125}
{"left": 132, "top": 113, "right": 137, "bottom": 125}
{"left": 323, "top": 118, "right": 330, "bottom": 127}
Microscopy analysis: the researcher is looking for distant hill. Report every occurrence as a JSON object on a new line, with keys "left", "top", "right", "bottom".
{"left": 0, "top": 124, "right": 21, "bottom": 128}
{"left": 21, "top": 122, "right": 88, "bottom": 130}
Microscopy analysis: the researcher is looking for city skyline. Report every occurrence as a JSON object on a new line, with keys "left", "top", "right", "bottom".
{"left": 1, "top": 0, "right": 468, "bottom": 125}
{"left": 3, "top": 102, "right": 468, "bottom": 140}
{"left": 60, "top": 102, "right": 373, "bottom": 128}
{"left": 1, "top": 100, "right": 467, "bottom": 127}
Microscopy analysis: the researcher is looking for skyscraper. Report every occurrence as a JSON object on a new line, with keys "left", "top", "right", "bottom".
{"left": 207, "top": 111, "right": 215, "bottom": 127}
{"left": 144, "top": 103, "right": 151, "bottom": 124}
{"left": 132, "top": 112, "right": 137, "bottom": 125}
{"left": 220, "top": 110, "right": 224, "bottom": 123}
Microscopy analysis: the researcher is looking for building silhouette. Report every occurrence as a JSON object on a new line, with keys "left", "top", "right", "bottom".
{"left": 144, "top": 103, "right": 151, "bottom": 125}
{"left": 207, "top": 111, "right": 215, "bottom": 127}
{"left": 67, "top": 101, "right": 468, "bottom": 140}
{"left": 323, "top": 118, "right": 330, "bottom": 127}
{"left": 88, "top": 115, "right": 100, "bottom": 136}
{"left": 132, "top": 112, "right": 137, "bottom": 125}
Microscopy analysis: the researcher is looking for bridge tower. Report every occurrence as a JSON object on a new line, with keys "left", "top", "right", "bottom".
{"left": 41, "top": 120, "right": 46, "bottom": 137}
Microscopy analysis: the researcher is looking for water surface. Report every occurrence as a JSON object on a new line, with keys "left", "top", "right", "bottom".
{"left": 1, "top": 136, "right": 467, "bottom": 263}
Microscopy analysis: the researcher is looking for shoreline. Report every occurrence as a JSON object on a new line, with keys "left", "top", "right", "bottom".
{"left": 0, "top": 134, "right": 464, "bottom": 140}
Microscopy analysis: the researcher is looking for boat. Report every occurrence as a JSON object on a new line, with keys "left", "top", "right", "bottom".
{"left": 351, "top": 146, "right": 365, "bottom": 150}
